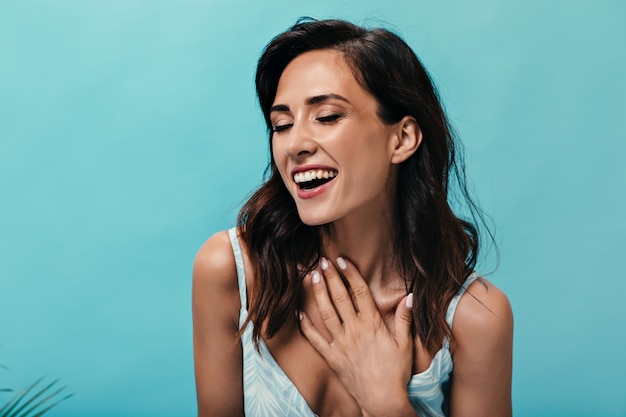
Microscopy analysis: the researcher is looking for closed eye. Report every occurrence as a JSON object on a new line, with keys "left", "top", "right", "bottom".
{"left": 316, "top": 113, "right": 344, "bottom": 123}
{"left": 272, "top": 123, "right": 293, "bottom": 133}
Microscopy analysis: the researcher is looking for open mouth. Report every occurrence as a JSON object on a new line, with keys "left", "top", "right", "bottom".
{"left": 293, "top": 169, "right": 338, "bottom": 190}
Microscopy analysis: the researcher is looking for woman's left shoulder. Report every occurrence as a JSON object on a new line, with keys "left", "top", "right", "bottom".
{"left": 447, "top": 277, "right": 513, "bottom": 414}
{"left": 451, "top": 276, "right": 514, "bottom": 354}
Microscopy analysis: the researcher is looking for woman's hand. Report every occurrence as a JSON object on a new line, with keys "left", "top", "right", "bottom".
{"left": 299, "top": 257, "right": 418, "bottom": 417}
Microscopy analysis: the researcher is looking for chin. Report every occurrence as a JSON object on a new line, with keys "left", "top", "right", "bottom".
{"left": 296, "top": 210, "right": 334, "bottom": 227}
{"left": 298, "top": 215, "right": 329, "bottom": 227}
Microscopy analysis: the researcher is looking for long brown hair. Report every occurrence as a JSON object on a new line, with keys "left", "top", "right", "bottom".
{"left": 238, "top": 18, "right": 489, "bottom": 354}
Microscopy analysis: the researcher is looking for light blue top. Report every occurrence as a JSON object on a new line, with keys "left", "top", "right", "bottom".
{"left": 228, "top": 228, "right": 479, "bottom": 417}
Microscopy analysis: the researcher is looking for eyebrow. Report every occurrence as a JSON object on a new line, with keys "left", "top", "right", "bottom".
{"left": 269, "top": 93, "right": 350, "bottom": 113}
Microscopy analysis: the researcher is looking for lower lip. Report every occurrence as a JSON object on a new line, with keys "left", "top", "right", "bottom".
{"left": 296, "top": 178, "right": 335, "bottom": 199}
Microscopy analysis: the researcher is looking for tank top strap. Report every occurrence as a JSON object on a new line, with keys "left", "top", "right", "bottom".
{"left": 442, "top": 272, "right": 480, "bottom": 349}
{"left": 228, "top": 227, "right": 248, "bottom": 313}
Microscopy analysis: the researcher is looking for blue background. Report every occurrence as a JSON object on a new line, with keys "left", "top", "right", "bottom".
{"left": 1, "top": 1, "right": 625, "bottom": 416}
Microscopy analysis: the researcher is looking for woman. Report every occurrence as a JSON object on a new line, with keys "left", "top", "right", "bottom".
{"left": 193, "top": 18, "right": 513, "bottom": 417}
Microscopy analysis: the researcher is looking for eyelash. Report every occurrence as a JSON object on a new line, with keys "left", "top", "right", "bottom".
{"left": 272, "top": 124, "right": 292, "bottom": 133}
{"left": 316, "top": 113, "right": 344, "bottom": 123}
{"left": 272, "top": 113, "right": 344, "bottom": 133}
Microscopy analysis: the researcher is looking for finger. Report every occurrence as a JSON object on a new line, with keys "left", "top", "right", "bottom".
{"left": 299, "top": 311, "right": 335, "bottom": 360}
{"left": 335, "top": 257, "right": 378, "bottom": 316}
{"left": 309, "top": 270, "right": 344, "bottom": 335}
{"left": 319, "top": 257, "right": 358, "bottom": 322}
{"left": 394, "top": 293, "right": 414, "bottom": 349}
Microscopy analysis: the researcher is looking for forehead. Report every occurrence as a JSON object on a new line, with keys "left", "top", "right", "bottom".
{"left": 273, "top": 49, "right": 371, "bottom": 106}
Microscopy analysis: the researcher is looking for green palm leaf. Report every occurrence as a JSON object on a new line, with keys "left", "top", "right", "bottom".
{"left": 0, "top": 377, "right": 73, "bottom": 417}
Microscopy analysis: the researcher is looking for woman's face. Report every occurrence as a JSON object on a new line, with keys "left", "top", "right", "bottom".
{"left": 270, "top": 49, "right": 400, "bottom": 226}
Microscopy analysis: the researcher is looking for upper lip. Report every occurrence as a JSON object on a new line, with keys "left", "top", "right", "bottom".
{"left": 290, "top": 164, "right": 338, "bottom": 177}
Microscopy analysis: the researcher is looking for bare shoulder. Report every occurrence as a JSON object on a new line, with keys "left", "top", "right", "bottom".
{"left": 452, "top": 276, "right": 513, "bottom": 349}
{"left": 193, "top": 230, "right": 237, "bottom": 280}
{"left": 192, "top": 230, "right": 245, "bottom": 416}
{"left": 193, "top": 230, "right": 238, "bottom": 293}
{"left": 448, "top": 277, "right": 513, "bottom": 416}
{"left": 192, "top": 229, "right": 242, "bottom": 329}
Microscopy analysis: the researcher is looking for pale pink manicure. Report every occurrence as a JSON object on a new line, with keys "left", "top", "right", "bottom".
{"left": 336, "top": 257, "right": 347, "bottom": 270}
{"left": 312, "top": 271, "right": 321, "bottom": 283}
{"left": 320, "top": 257, "right": 329, "bottom": 270}
{"left": 405, "top": 293, "right": 414, "bottom": 308}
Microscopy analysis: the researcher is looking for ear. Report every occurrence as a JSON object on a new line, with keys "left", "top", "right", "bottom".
{"left": 390, "top": 116, "right": 422, "bottom": 164}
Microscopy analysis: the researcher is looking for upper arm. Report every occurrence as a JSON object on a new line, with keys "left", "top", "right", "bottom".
{"left": 448, "top": 278, "right": 514, "bottom": 417}
{"left": 192, "top": 230, "right": 244, "bottom": 417}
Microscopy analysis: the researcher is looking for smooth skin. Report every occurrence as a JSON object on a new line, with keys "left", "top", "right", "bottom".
{"left": 299, "top": 257, "right": 417, "bottom": 417}
{"left": 193, "top": 238, "right": 513, "bottom": 417}
{"left": 192, "top": 49, "right": 513, "bottom": 416}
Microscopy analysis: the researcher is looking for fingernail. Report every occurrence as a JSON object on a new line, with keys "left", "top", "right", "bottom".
{"left": 298, "top": 312, "right": 303, "bottom": 321}
{"left": 405, "top": 293, "right": 414, "bottom": 308}
{"left": 336, "top": 257, "right": 347, "bottom": 270}
{"left": 312, "top": 271, "right": 321, "bottom": 284}
{"left": 320, "top": 257, "right": 329, "bottom": 270}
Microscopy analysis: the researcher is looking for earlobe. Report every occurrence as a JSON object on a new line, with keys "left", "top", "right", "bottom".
{"left": 390, "top": 116, "right": 422, "bottom": 164}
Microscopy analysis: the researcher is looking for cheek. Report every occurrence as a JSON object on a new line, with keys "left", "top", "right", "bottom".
{"left": 271, "top": 152, "right": 293, "bottom": 190}
{"left": 348, "top": 159, "right": 394, "bottom": 199}
{"left": 270, "top": 138, "right": 279, "bottom": 162}
{"left": 350, "top": 142, "right": 393, "bottom": 178}
{"left": 271, "top": 141, "right": 284, "bottom": 170}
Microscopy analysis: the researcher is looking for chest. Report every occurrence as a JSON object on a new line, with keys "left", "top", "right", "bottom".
{"left": 257, "top": 318, "right": 435, "bottom": 417}
{"left": 262, "top": 320, "right": 362, "bottom": 416}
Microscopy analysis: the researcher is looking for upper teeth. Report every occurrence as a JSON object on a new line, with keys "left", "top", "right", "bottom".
{"left": 293, "top": 169, "right": 337, "bottom": 184}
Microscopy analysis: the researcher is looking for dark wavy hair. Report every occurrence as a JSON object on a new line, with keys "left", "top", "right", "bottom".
{"left": 238, "top": 18, "right": 488, "bottom": 354}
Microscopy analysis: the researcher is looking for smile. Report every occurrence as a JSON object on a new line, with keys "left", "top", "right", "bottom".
{"left": 293, "top": 169, "right": 338, "bottom": 190}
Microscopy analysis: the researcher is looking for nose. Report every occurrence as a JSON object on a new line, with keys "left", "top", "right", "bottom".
{"left": 284, "top": 121, "right": 317, "bottom": 159}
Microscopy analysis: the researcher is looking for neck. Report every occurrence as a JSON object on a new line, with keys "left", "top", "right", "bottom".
{"left": 321, "top": 209, "right": 402, "bottom": 291}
